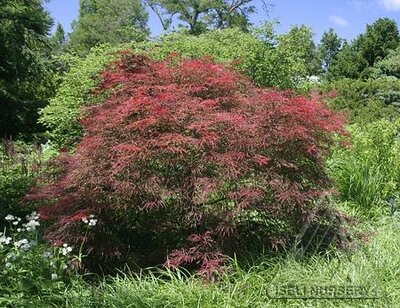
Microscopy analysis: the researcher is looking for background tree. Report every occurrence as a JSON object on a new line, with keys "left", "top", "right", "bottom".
{"left": 68, "top": 0, "right": 149, "bottom": 54}
{"left": 327, "top": 42, "right": 368, "bottom": 80}
{"left": 319, "top": 28, "right": 343, "bottom": 74}
{"left": 0, "top": 0, "right": 54, "bottom": 139}
{"left": 286, "top": 25, "right": 321, "bottom": 76}
{"left": 50, "top": 22, "right": 66, "bottom": 53}
{"left": 145, "top": 0, "right": 268, "bottom": 35}
{"left": 374, "top": 47, "right": 400, "bottom": 78}
{"left": 264, "top": 25, "right": 320, "bottom": 83}
{"left": 354, "top": 18, "right": 400, "bottom": 66}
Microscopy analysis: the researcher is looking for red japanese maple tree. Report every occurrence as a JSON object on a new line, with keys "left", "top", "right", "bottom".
{"left": 30, "top": 52, "right": 346, "bottom": 276}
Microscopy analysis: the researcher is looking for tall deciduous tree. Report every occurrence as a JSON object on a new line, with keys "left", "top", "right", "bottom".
{"left": 0, "top": 0, "right": 54, "bottom": 139}
{"left": 319, "top": 28, "right": 343, "bottom": 73}
{"left": 285, "top": 25, "right": 321, "bottom": 76}
{"left": 146, "top": 0, "right": 268, "bottom": 35}
{"left": 327, "top": 42, "right": 367, "bottom": 80}
{"left": 354, "top": 18, "right": 400, "bottom": 66}
{"left": 68, "top": 0, "right": 149, "bottom": 54}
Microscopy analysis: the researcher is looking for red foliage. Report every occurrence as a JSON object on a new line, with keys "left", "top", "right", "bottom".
{"left": 28, "top": 53, "right": 346, "bottom": 275}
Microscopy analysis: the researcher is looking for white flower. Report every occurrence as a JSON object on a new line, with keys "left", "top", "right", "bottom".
{"left": 61, "top": 264, "right": 68, "bottom": 270}
{"left": 5, "top": 262, "right": 12, "bottom": 268}
{"left": 82, "top": 214, "right": 97, "bottom": 227}
{"left": 0, "top": 236, "right": 12, "bottom": 245}
{"left": 14, "top": 239, "right": 29, "bottom": 249}
{"left": 88, "top": 219, "right": 97, "bottom": 227}
{"left": 51, "top": 273, "right": 58, "bottom": 280}
{"left": 20, "top": 243, "right": 31, "bottom": 251}
{"left": 26, "top": 219, "right": 40, "bottom": 228}
{"left": 42, "top": 251, "right": 52, "bottom": 258}
{"left": 26, "top": 211, "right": 40, "bottom": 221}
{"left": 10, "top": 217, "right": 22, "bottom": 226}
{"left": 61, "top": 244, "right": 73, "bottom": 255}
{"left": 5, "top": 214, "right": 15, "bottom": 221}
{"left": 24, "top": 219, "right": 40, "bottom": 231}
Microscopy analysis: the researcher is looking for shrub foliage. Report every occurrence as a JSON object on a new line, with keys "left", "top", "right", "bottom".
{"left": 0, "top": 141, "right": 48, "bottom": 228}
{"left": 319, "top": 78, "right": 400, "bottom": 124}
{"left": 40, "top": 27, "right": 320, "bottom": 148}
{"left": 329, "top": 119, "right": 400, "bottom": 213}
{"left": 30, "top": 54, "right": 346, "bottom": 276}
{"left": 38, "top": 45, "right": 122, "bottom": 146}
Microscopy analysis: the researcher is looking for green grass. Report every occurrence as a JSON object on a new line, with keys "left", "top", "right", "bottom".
{"left": 328, "top": 119, "right": 400, "bottom": 217}
{"left": 330, "top": 158, "right": 388, "bottom": 210}
{"left": 2, "top": 142, "right": 398, "bottom": 308}
{"left": 32, "top": 214, "right": 400, "bottom": 308}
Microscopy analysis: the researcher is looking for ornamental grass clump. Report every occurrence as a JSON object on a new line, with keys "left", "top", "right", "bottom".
{"left": 29, "top": 53, "right": 347, "bottom": 277}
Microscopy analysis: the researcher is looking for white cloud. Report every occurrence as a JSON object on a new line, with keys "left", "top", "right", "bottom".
{"left": 329, "top": 16, "right": 349, "bottom": 26}
{"left": 380, "top": 0, "right": 400, "bottom": 10}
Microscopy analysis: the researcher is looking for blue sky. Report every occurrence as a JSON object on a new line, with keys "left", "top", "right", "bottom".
{"left": 45, "top": 0, "right": 400, "bottom": 42}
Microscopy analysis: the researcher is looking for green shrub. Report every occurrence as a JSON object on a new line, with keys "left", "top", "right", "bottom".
{"left": 32, "top": 54, "right": 347, "bottom": 275}
{"left": 150, "top": 25, "right": 315, "bottom": 90}
{"left": 0, "top": 140, "right": 57, "bottom": 227}
{"left": 40, "top": 26, "right": 317, "bottom": 147}
{"left": 328, "top": 119, "right": 400, "bottom": 214}
{"left": 38, "top": 45, "right": 129, "bottom": 147}
{"left": 374, "top": 47, "right": 400, "bottom": 78}
{"left": 320, "top": 78, "right": 400, "bottom": 124}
